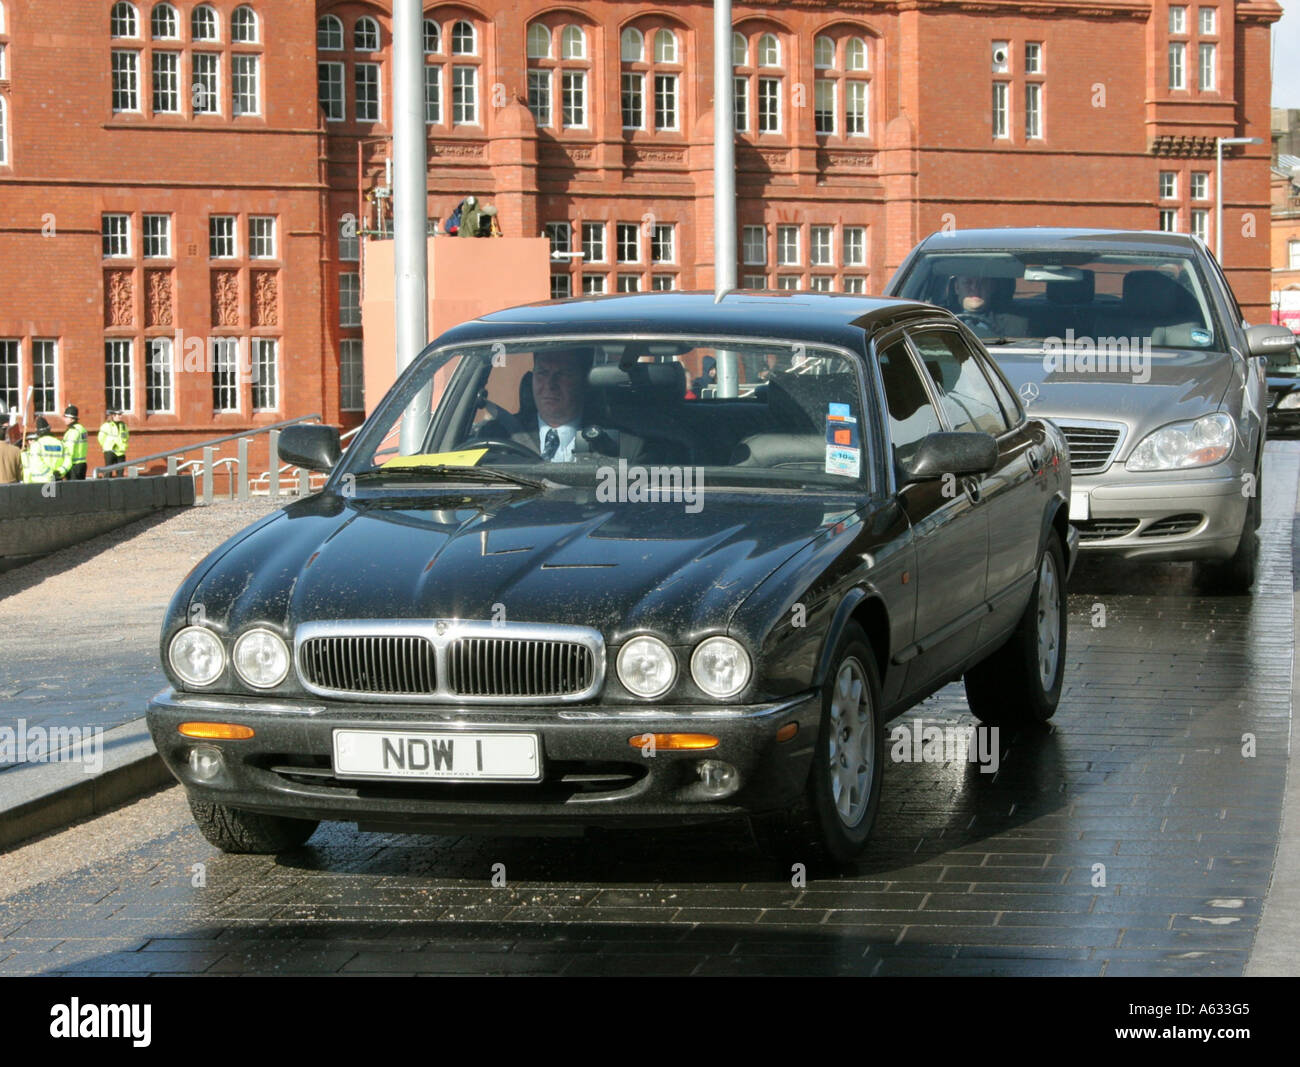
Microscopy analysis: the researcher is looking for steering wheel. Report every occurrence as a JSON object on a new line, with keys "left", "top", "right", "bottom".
{"left": 472, "top": 435, "right": 544, "bottom": 461}
{"left": 957, "top": 312, "right": 997, "bottom": 334}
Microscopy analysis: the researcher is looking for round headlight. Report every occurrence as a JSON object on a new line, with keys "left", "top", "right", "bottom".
{"left": 232, "top": 628, "right": 291, "bottom": 689}
{"left": 691, "top": 636, "right": 751, "bottom": 699}
{"left": 617, "top": 636, "right": 677, "bottom": 699}
{"left": 168, "top": 626, "right": 226, "bottom": 687}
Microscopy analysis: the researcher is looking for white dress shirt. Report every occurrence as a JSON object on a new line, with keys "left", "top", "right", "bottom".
{"left": 537, "top": 417, "right": 580, "bottom": 462}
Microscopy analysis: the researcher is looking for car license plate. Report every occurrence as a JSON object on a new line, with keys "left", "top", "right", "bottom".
{"left": 332, "top": 729, "right": 541, "bottom": 781}
{"left": 1069, "top": 490, "right": 1090, "bottom": 521}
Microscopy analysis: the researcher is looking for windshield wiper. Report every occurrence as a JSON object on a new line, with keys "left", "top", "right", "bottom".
{"left": 353, "top": 464, "right": 552, "bottom": 490}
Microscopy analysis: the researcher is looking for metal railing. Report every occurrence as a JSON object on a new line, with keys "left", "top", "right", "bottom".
{"left": 249, "top": 425, "right": 362, "bottom": 496}
{"left": 92, "top": 414, "right": 333, "bottom": 505}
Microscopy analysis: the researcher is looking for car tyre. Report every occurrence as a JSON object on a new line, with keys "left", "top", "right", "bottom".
{"left": 750, "top": 623, "right": 884, "bottom": 866}
{"left": 189, "top": 796, "right": 319, "bottom": 854}
{"left": 964, "top": 530, "right": 1066, "bottom": 728}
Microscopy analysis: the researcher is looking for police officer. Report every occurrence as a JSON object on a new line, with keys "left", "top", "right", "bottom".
{"left": 98, "top": 407, "right": 128, "bottom": 477}
{"left": 59, "top": 404, "right": 89, "bottom": 480}
{"left": 24, "top": 417, "right": 65, "bottom": 484}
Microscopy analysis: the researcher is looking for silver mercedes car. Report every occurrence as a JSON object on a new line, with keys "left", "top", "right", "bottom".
{"left": 887, "top": 228, "right": 1293, "bottom": 594}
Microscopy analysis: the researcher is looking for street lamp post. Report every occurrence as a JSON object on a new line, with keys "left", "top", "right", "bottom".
{"left": 1215, "top": 136, "right": 1263, "bottom": 264}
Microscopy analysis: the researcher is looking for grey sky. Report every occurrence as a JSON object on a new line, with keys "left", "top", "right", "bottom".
{"left": 1275, "top": 0, "right": 1300, "bottom": 106}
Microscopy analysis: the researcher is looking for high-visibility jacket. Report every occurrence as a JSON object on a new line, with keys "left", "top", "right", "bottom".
{"left": 98, "top": 419, "right": 128, "bottom": 456}
{"left": 24, "top": 433, "right": 64, "bottom": 483}
{"left": 58, "top": 422, "right": 88, "bottom": 476}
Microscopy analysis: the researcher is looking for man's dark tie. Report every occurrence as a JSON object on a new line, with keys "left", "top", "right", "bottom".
{"left": 542, "top": 428, "right": 559, "bottom": 461}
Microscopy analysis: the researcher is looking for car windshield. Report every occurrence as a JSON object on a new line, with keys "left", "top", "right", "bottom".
{"left": 894, "top": 250, "right": 1221, "bottom": 353}
{"left": 1266, "top": 340, "right": 1300, "bottom": 375}
{"left": 342, "top": 337, "right": 871, "bottom": 491}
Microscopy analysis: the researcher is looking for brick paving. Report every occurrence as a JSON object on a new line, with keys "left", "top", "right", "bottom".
{"left": 0, "top": 446, "right": 1294, "bottom": 976}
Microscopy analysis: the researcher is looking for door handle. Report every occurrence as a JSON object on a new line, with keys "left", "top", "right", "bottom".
{"left": 1026, "top": 448, "right": 1041, "bottom": 473}
{"left": 963, "top": 476, "right": 983, "bottom": 504}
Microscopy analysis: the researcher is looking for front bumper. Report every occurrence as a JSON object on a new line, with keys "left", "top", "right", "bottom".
{"left": 147, "top": 688, "right": 821, "bottom": 833}
{"left": 1070, "top": 465, "right": 1249, "bottom": 562}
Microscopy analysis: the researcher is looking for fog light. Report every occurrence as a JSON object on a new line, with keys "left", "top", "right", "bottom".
{"left": 188, "top": 744, "right": 224, "bottom": 781}
{"left": 697, "top": 759, "right": 738, "bottom": 797}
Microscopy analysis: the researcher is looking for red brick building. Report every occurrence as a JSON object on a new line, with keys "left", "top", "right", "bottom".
{"left": 0, "top": 0, "right": 1282, "bottom": 469}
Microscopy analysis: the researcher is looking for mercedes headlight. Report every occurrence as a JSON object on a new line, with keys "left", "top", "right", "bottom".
{"left": 232, "top": 628, "right": 291, "bottom": 689}
{"left": 168, "top": 626, "right": 226, "bottom": 687}
{"left": 1125, "top": 413, "right": 1235, "bottom": 471}
{"left": 617, "top": 636, "right": 676, "bottom": 698}
{"left": 691, "top": 637, "right": 751, "bottom": 699}
{"left": 1278, "top": 392, "right": 1300, "bottom": 411}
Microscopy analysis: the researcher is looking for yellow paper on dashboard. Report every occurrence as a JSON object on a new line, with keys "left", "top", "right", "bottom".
{"left": 382, "top": 448, "right": 488, "bottom": 469}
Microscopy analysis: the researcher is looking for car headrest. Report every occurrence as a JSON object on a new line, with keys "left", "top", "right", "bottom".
{"left": 1122, "top": 270, "right": 1182, "bottom": 316}
{"left": 1046, "top": 272, "right": 1095, "bottom": 305}
{"left": 518, "top": 371, "right": 535, "bottom": 415}
{"left": 588, "top": 362, "right": 687, "bottom": 403}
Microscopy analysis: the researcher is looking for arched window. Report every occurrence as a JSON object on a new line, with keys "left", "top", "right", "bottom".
{"left": 423, "top": 18, "right": 440, "bottom": 54}
{"left": 736, "top": 29, "right": 784, "bottom": 135}
{"left": 150, "top": 2, "right": 178, "bottom": 39}
{"left": 526, "top": 18, "right": 590, "bottom": 130}
{"left": 231, "top": 5, "right": 257, "bottom": 44}
{"left": 561, "top": 25, "right": 585, "bottom": 60}
{"left": 653, "top": 29, "right": 677, "bottom": 64}
{"left": 354, "top": 16, "right": 378, "bottom": 52}
{"left": 450, "top": 20, "right": 475, "bottom": 56}
{"left": 526, "top": 23, "right": 550, "bottom": 60}
{"left": 622, "top": 21, "right": 684, "bottom": 134}
{"left": 731, "top": 31, "right": 746, "bottom": 67}
{"left": 620, "top": 27, "right": 643, "bottom": 63}
{"left": 318, "top": 14, "right": 342, "bottom": 51}
{"left": 110, "top": 1, "right": 138, "bottom": 38}
{"left": 846, "top": 37, "right": 868, "bottom": 71}
{"left": 317, "top": 14, "right": 342, "bottom": 51}
{"left": 812, "top": 31, "right": 871, "bottom": 138}
{"left": 191, "top": 3, "right": 218, "bottom": 42}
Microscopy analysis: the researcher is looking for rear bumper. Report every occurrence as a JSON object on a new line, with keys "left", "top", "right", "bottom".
{"left": 146, "top": 687, "right": 821, "bottom": 833}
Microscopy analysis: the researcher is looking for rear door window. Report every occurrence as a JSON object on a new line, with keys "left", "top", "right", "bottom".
{"left": 906, "top": 329, "right": 1009, "bottom": 435}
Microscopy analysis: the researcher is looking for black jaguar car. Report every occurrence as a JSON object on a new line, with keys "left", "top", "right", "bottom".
{"left": 147, "top": 292, "right": 1076, "bottom": 863}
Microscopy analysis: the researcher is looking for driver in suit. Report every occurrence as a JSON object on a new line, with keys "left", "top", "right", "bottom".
{"left": 474, "top": 346, "right": 644, "bottom": 462}
{"left": 953, "top": 275, "right": 1028, "bottom": 340}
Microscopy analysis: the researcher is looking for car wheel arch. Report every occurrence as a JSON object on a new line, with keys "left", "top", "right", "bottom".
{"left": 814, "top": 587, "right": 890, "bottom": 693}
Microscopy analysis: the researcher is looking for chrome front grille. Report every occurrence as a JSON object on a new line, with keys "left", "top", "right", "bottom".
{"left": 447, "top": 637, "right": 594, "bottom": 698}
{"left": 294, "top": 620, "right": 605, "bottom": 704}
{"left": 299, "top": 635, "right": 436, "bottom": 695}
{"left": 1056, "top": 421, "right": 1125, "bottom": 475}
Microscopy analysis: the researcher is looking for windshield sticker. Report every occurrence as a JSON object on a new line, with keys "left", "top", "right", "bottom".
{"left": 825, "top": 403, "right": 861, "bottom": 478}
{"left": 383, "top": 448, "right": 488, "bottom": 469}
{"left": 1190, "top": 329, "right": 1212, "bottom": 346}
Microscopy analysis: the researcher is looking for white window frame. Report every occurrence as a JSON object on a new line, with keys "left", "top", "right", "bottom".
{"left": 561, "top": 69, "right": 586, "bottom": 129}
{"left": 424, "top": 19, "right": 441, "bottom": 55}
{"left": 1159, "top": 171, "right": 1178, "bottom": 199}
{"left": 1199, "top": 6, "right": 1217, "bottom": 35}
{"left": 143, "top": 213, "right": 171, "bottom": 258}
{"left": 742, "top": 225, "right": 766, "bottom": 266}
{"left": 743, "top": 273, "right": 767, "bottom": 290}
{"left": 561, "top": 25, "right": 585, "bottom": 61}
{"left": 424, "top": 64, "right": 443, "bottom": 124}
{"left": 616, "top": 273, "right": 640, "bottom": 293}
{"left": 653, "top": 29, "right": 677, "bottom": 64}
{"left": 1169, "top": 42, "right": 1186, "bottom": 91}
{"left": 102, "top": 214, "right": 131, "bottom": 257}
{"left": 527, "top": 69, "right": 551, "bottom": 128}
{"left": 810, "top": 225, "right": 833, "bottom": 267}
{"left": 249, "top": 216, "right": 275, "bottom": 259}
{"left": 318, "top": 15, "right": 343, "bottom": 51}
{"left": 32, "top": 339, "right": 58, "bottom": 416}
{"left": 450, "top": 20, "right": 476, "bottom": 56}
{"left": 1198, "top": 42, "right": 1216, "bottom": 92}
{"left": 1290, "top": 240, "right": 1300, "bottom": 271}
{"left": 527, "top": 24, "right": 551, "bottom": 60}
{"left": 544, "top": 221, "right": 572, "bottom": 257}
{"left": 110, "top": 1, "right": 138, "bottom": 38}
{"left": 813, "top": 36, "right": 834, "bottom": 70}
{"left": 550, "top": 273, "right": 573, "bottom": 300}
{"left": 146, "top": 336, "right": 173, "bottom": 414}
{"left": 621, "top": 72, "right": 644, "bottom": 130}
{"left": 191, "top": 3, "right": 219, "bottom": 43}
{"left": 731, "top": 32, "right": 746, "bottom": 67}
{"left": 319, "top": 62, "right": 345, "bottom": 121}
{"left": 757, "top": 33, "right": 780, "bottom": 68}
{"left": 112, "top": 50, "right": 141, "bottom": 113}
{"left": 209, "top": 215, "right": 236, "bottom": 258}
{"left": 651, "top": 223, "right": 675, "bottom": 264}
{"left": 776, "top": 225, "right": 800, "bottom": 267}
{"left": 211, "top": 337, "right": 241, "bottom": 413}
{"left": 191, "top": 52, "right": 220, "bottom": 114}
{"left": 1191, "top": 171, "right": 1210, "bottom": 200}
{"left": 151, "top": 2, "right": 178, "bottom": 40}
{"left": 842, "top": 276, "right": 866, "bottom": 294}
{"left": 581, "top": 273, "right": 606, "bottom": 295}
{"left": 452, "top": 66, "right": 477, "bottom": 125}
{"left": 105, "top": 339, "right": 134, "bottom": 415}
{"left": 653, "top": 72, "right": 678, "bottom": 131}
{"left": 339, "top": 213, "right": 359, "bottom": 260}
{"left": 992, "top": 81, "right": 1009, "bottom": 139}
{"left": 843, "top": 226, "right": 866, "bottom": 266}
{"left": 651, "top": 274, "right": 674, "bottom": 291}
{"left": 231, "top": 5, "right": 257, "bottom": 44}
{"left": 1024, "top": 42, "right": 1042, "bottom": 74}
{"left": 355, "top": 62, "right": 381, "bottom": 122}
{"left": 1190, "top": 208, "right": 1209, "bottom": 242}
{"left": 582, "top": 222, "right": 606, "bottom": 263}
{"left": 232, "top": 53, "right": 260, "bottom": 116}
{"left": 1159, "top": 208, "right": 1179, "bottom": 232}
{"left": 621, "top": 27, "right": 644, "bottom": 63}
{"left": 814, "top": 80, "right": 835, "bottom": 135}
{"left": 733, "top": 76, "right": 749, "bottom": 133}
{"left": 616, "top": 222, "right": 640, "bottom": 264}
{"left": 846, "top": 37, "right": 868, "bottom": 72}
{"left": 152, "top": 51, "right": 180, "bottom": 114}
{"left": 1169, "top": 5, "right": 1188, "bottom": 34}
{"left": 1025, "top": 82, "right": 1042, "bottom": 140}
{"left": 757, "top": 77, "right": 781, "bottom": 134}
{"left": 354, "top": 16, "right": 380, "bottom": 53}
{"left": 251, "top": 338, "right": 278, "bottom": 411}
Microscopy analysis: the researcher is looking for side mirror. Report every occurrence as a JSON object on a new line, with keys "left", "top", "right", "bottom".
{"left": 1245, "top": 325, "right": 1296, "bottom": 358}
{"left": 899, "top": 431, "right": 998, "bottom": 484}
{"left": 278, "top": 424, "right": 341, "bottom": 473}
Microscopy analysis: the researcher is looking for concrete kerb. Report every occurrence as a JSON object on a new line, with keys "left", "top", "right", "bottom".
{"left": 0, "top": 716, "right": 173, "bottom": 852}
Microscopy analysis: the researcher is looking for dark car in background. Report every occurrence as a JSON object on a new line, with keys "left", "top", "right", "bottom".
{"left": 886, "top": 229, "right": 1293, "bottom": 594}
{"left": 147, "top": 293, "right": 1075, "bottom": 864}
{"left": 1264, "top": 338, "right": 1300, "bottom": 435}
